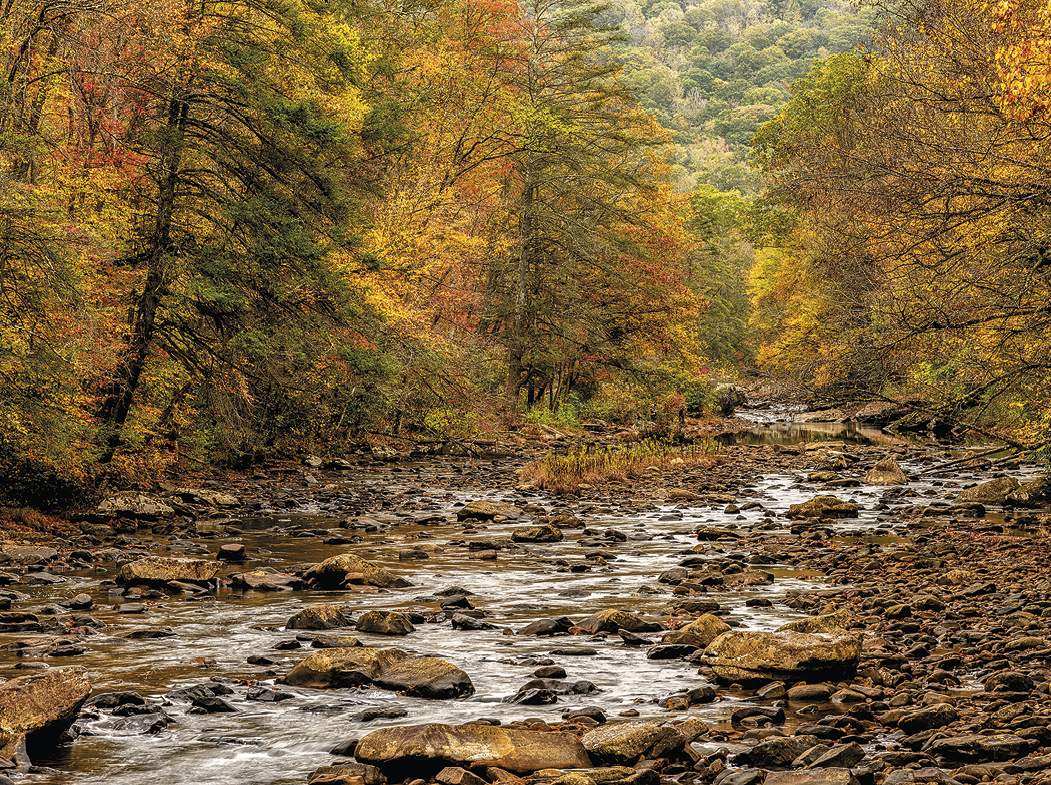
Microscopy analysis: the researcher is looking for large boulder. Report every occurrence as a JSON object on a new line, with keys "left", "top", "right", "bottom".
{"left": 356, "top": 610, "right": 415, "bottom": 635}
{"left": 956, "top": 477, "right": 1020, "bottom": 504}
{"left": 456, "top": 500, "right": 522, "bottom": 521}
{"left": 97, "top": 493, "right": 175, "bottom": 519}
{"left": 864, "top": 457, "right": 907, "bottom": 486}
{"left": 301, "top": 554, "right": 411, "bottom": 589}
{"left": 282, "top": 647, "right": 473, "bottom": 698}
{"left": 778, "top": 610, "right": 856, "bottom": 635}
{"left": 354, "top": 722, "right": 591, "bottom": 776}
{"left": 286, "top": 604, "right": 356, "bottom": 630}
{"left": 787, "top": 496, "right": 859, "bottom": 520}
{"left": 116, "top": 556, "right": 219, "bottom": 586}
{"left": 573, "top": 609, "right": 662, "bottom": 635}
{"left": 0, "top": 667, "right": 91, "bottom": 764}
{"left": 581, "top": 721, "right": 685, "bottom": 765}
{"left": 700, "top": 630, "right": 862, "bottom": 684}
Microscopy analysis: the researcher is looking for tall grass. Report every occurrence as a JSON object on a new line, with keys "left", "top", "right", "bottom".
{"left": 520, "top": 438, "right": 721, "bottom": 493}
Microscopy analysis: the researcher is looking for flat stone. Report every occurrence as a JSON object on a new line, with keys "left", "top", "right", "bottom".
{"left": 457, "top": 501, "right": 522, "bottom": 521}
{"left": 116, "top": 557, "right": 218, "bottom": 586}
{"left": 581, "top": 721, "right": 685, "bottom": 765}
{"left": 282, "top": 647, "right": 473, "bottom": 699}
{"left": 701, "top": 630, "right": 862, "bottom": 683}
{"left": 354, "top": 722, "right": 591, "bottom": 774}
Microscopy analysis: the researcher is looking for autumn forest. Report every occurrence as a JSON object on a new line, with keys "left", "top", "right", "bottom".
{"left": 2, "top": 0, "right": 1050, "bottom": 505}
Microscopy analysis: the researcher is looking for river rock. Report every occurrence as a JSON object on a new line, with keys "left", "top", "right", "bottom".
{"left": 97, "top": 493, "right": 175, "bottom": 519}
{"left": 286, "top": 605, "right": 356, "bottom": 630}
{"left": 573, "top": 609, "right": 662, "bottom": 634}
{"left": 581, "top": 721, "right": 685, "bottom": 765}
{"left": 169, "top": 487, "right": 239, "bottom": 507}
{"left": 864, "top": 457, "right": 907, "bottom": 485}
{"left": 282, "top": 647, "right": 473, "bottom": 698}
{"left": 355, "top": 611, "right": 415, "bottom": 635}
{"left": 116, "top": 556, "right": 219, "bottom": 586}
{"left": 301, "top": 554, "right": 411, "bottom": 589}
{"left": 456, "top": 501, "right": 522, "bottom": 521}
{"left": 672, "top": 613, "right": 731, "bottom": 643}
{"left": 512, "top": 525, "right": 563, "bottom": 543}
{"left": 230, "top": 568, "right": 306, "bottom": 591}
{"left": 764, "top": 771, "right": 860, "bottom": 785}
{"left": 1006, "top": 475, "right": 1051, "bottom": 506}
{"left": 0, "top": 666, "right": 91, "bottom": 764}
{"left": 956, "top": 476, "right": 1020, "bottom": 504}
{"left": 926, "top": 733, "right": 1032, "bottom": 762}
{"left": 700, "top": 630, "right": 862, "bottom": 683}
{"left": 787, "top": 496, "right": 859, "bottom": 519}
{"left": 354, "top": 722, "right": 591, "bottom": 774}
{"left": 778, "top": 610, "right": 856, "bottom": 634}
{"left": 217, "top": 543, "right": 247, "bottom": 561}
{"left": 742, "top": 734, "right": 822, "bottom": 767}
{"left": 309, "top": 763, "right": 386, "bottom": 785}
{"left": 896, "top": 703, "right": 958, "bottom": 734}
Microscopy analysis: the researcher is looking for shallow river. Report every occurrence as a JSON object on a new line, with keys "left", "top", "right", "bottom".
{"left": 6, "top": 421, "right": 1035, "bottom": 784}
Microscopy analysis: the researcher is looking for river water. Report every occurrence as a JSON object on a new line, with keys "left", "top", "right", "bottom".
{"left": 7, "top": 420, "right": 1035, "bottom": 784}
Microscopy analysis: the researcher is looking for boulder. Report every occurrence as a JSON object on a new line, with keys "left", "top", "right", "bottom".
{"left": 116, "top": 556, "right": 219, "bottom": 586}
{"left": 743, "top": 734, "right": 822, "bottom": 768}
{"left": 355, "top": 611, "right": 415, "bottom": 636}
{"left": 674, "top": 614, "right": 730, "bottom": 647}
{"left": 230, "top": 568, "right": 306, "bottom": 591}
{"left": 354, "top": 722, "right": 591, "bottom": 775}
{"left": 282, "top": 647, "right": 473, "bottom": 699}
{"left": 778, "top": 610, "right": 856, "bottom": 634}
{"left": 456, "top": 501, "right": 522, "bottom": 521}
{"left": 956, "top": 476, "right": 1020, "bottom": 504}
{"left": 286, "top": 605, "right": 356, "bottom": 630}
{"left": 97, "top": 493, "right": 175, "bottom": 519}
{"left": 896, "top": 703, "right": 958, "bottom": 734}
{"left": 573, "top": 610, "right": 662, "bottom": 635}
{"left": 864, "top": 457, "right": 907, "bottom": 485}
{"left": 700, "top": 630, "right": 862, "bottom": 684}
{"left": 302, "top": 553, "right": 411, "bottom": 589}
{"left": 1006, "top": 475, "right": 1051, "bottom": 507}
{"left": 512, "top": 525, "right": 563, "bottom": 543}
{"left": 0, "top": 667, "right": 91, "bottom": 765}
{"left": 787, "top": 496, "right": 859, "bottom": 520}
{"left": 581, "top": 721, "right": 685, "bottom": 765}
{"left": 169, "top": 487, "right": 239, "bottom": 507}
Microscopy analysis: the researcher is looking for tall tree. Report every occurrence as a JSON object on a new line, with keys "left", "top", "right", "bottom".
{"left": 89, "top": 0, "right": 382, "bottom": 472}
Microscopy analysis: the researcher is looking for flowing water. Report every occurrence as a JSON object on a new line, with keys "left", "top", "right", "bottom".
{"left": 6, "top": 421, "right": 1039, "bottom": 784}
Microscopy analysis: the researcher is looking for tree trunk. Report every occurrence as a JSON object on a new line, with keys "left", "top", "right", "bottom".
{"left": 96, "top": 96, "right": 188, "bottom": 466}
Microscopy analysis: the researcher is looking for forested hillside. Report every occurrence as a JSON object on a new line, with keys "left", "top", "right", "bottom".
{"left": 0, "top": 0, "right": 720, "bottom": 503}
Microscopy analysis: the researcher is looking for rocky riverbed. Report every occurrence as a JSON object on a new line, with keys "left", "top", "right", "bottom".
{"left": 0, "top": 424, "right": 1050, "bottom": 785}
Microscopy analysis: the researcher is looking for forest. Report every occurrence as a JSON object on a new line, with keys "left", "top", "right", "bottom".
{"left": 1, "top": 0, "right": 1050, "bottom": 506}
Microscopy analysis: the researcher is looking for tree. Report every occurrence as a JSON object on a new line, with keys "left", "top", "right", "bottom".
{"left": 89, "top": 0, "right": 382, "bottom": 473}
{"left": 752, "top": 0, "right": 1051, "bottom": 444}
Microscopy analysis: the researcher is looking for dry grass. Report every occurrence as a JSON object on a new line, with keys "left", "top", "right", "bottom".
{"left": 520, "top": 438, "right": 722, "bottom": 493}
{"left": 0, "top": 508, "right": 76, "bottom": 540}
